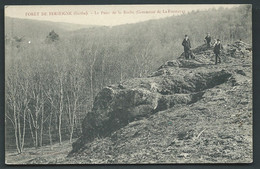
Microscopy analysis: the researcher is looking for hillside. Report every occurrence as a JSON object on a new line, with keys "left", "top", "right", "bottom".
{"left": 24, "top": 41, "right": 252, "bottom": 164}
{"left": 5, "top": 17, "right": 97, "bottom": 40}
{"left": 68, "top": 5, "right": 252, "bottom": 77}
{"left": 5, "top": 5, "right": 252, "bottom": 164}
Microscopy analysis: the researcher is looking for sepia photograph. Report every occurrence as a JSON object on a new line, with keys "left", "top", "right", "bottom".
{"left": 5, "top": 4, "right": 252, "bottom": 164}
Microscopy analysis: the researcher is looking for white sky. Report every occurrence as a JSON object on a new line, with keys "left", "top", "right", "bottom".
{"left": 5, "top": 5, "right": 241, "bottom": 26}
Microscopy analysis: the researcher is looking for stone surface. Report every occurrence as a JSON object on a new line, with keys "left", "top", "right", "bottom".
{"left": 70, "top": 42, "right": 251, "bottom": 154}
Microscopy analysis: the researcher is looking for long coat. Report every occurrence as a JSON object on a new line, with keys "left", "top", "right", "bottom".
{"left": 182, "top": 38, "right": 191, "bottom": 51}
{"left": 214, "top": 43, "right": 223, "bottom": 54}
{"left": 205, "top": 36, "right": 211, "bottom": 44}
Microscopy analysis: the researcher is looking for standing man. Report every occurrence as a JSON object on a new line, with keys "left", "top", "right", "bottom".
{"left": 204, "top": 33, "right": 211, "bottom": 48}
{"left": 213, "top": 39, "right": 223, "bottom": 65}
{"left": 182, "top": 35, "right": 191, "bottom": 59}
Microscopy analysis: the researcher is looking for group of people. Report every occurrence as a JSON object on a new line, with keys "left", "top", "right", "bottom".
{"left": 182, "top": 33, "right": 223, "bottom": 65}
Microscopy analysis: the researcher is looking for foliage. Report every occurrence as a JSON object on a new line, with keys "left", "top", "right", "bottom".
{"left": 46, "top": 30, "right": 60, "bottom": 43}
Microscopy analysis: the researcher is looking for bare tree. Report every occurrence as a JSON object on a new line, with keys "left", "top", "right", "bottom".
{"left": 81, "top": 43, "right": 99, "bottom": 103}
{"left": 44, "top": 88, "right": 56, "bottom": 150}
{"left": 28, "top": 84, "right": 43, "bottom": 149}
{"left": 6, "top": 67, "right": 30, "bottom": 153}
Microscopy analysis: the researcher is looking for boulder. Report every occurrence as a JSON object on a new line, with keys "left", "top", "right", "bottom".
{"left": 226, "top": 40, "right": 252, "bottom": 58}
{"left": 71, "top": 42, "right": 254, "bottom": 154}
{"left": 71, "top": 59, "right": 232, "bottom": 153}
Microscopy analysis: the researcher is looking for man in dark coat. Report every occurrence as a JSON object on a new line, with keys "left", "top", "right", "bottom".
{"left": 204, "top": 33, "right": 211, "bottom": 48}
{"left": 182, "top": 35, "right": 191, "bottom": 59}
{"left": 213, "top": 39, "right": 223, "bottom": 65}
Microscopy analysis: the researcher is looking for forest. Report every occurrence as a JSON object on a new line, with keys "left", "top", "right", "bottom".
{"left": 5, "top": 5, "right": 251, "bottom": 154}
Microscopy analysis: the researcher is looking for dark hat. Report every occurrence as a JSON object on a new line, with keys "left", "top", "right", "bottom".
{"left": 217, "top": 39, "right": 220, "bottom": 41}
{"left": 185, "top": 35, "right": 188, "bottom": 37}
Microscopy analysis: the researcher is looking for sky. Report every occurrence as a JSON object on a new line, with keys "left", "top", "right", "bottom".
{"left": 5, "top": 5, "right": 241, "bottom": 26}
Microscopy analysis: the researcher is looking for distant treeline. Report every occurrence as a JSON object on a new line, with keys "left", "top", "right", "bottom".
{"left": 5, "top": 5, "right": 251, "bottom": 153}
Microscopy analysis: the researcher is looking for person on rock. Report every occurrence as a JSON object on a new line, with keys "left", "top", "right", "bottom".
{"left": 182, "top": 35, "right": 191, "bottom": 59}
{"left": 204, "top": 33, "right": 211, "bottom": 48}
{"left": 213, "top": 39, "right": 223, "bottom": 65}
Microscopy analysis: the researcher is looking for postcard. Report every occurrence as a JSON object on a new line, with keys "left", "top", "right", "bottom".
{"left": 5, "top": 4, "right": 252, "bottom": 164}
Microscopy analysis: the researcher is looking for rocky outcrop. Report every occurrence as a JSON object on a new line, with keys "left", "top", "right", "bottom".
{"left": 70, "top": 42, "right": 251, "bottom": 155}
{"left": 226, "top": 40, "right": 252, "bottom": 58}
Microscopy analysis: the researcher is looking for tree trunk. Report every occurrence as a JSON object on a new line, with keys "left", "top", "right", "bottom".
{"left": 35, "top": 122, "right": 38, "bottom": 149}
{"left": 58, "top": 111, "right": 62, "bottom": 145}
{"left": 17, "top": 109, "right": 22, "bottom": 153}
{"left": 67, "top": 94, "right": 73, "bottom": 143}
{"left": 58, "top": 78, "right": 63, "bottom": 145}
{"left": 21, "top": 108, "right": 27, "bottom": 151}
{"left": 28, "top": 114, "right": 36, "bottom": 148}
{"left": 48, "top": 109, "right": 53, "bottom": 150}
{"left": 69, "top": 123, "right": 74, "bottom": 143}
{"left": 40, "top": 105, "right": 44, "bottom": 148}
{"left": 34, "top": 94, "right": 41, "bottom": 149}
{"left": 13, "top": 104, "right": 21, "bottom": 154}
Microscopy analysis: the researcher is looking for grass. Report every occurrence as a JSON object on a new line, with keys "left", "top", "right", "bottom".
{"left": 5, "top": 139, "right": 75, "bottom": 164}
